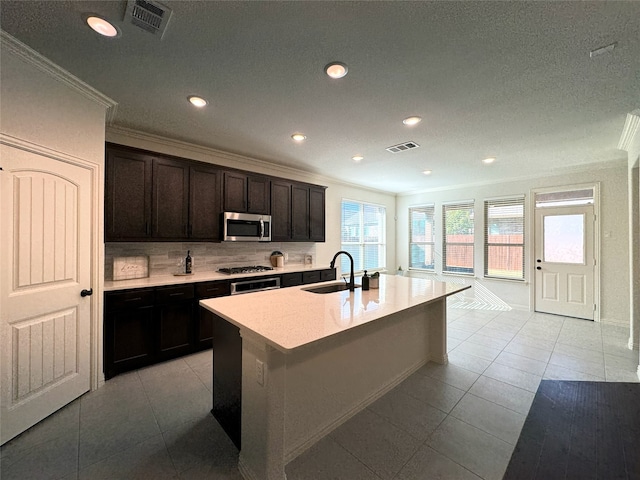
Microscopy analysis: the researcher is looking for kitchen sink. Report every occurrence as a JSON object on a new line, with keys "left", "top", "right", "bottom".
{"left": 302, "top": 282, "right": 361, "bottom": 294}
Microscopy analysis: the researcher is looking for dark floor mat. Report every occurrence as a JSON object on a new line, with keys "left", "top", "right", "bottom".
{"left": 503, "top": 380, "right": 640, "bottom": 480}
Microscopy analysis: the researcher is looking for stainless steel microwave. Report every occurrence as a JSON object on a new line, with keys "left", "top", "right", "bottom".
{"left": 222, "top": 212, "right": 271, "bottom": 242}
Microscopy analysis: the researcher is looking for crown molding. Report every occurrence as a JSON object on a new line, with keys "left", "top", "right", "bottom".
{"left": 618, "top": 109, "right": 640, "bottom": 152}
{"left": 105, "top": 125, "right": 394, "bottom": 196}
{"left": 1, "top": 30, "right": 118, "bottom": 123}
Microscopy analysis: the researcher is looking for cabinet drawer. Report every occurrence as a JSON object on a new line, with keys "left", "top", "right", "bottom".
{"left": 196, "top": 281, "right": 230, "bottom": 299}
{"left": 155, "top": 284, "right": 194, "bottom": 304}
{"left": 320, "top": 268, "right": 336, "bottom": 281}
{"left": 302, "top": 271, "right": 321, "bottom": 284}
{"left": 105, "top": 288, "right": 155, "bottom": 312}
{"left": 281, "top": 272, "right": 303, "bottom": 287}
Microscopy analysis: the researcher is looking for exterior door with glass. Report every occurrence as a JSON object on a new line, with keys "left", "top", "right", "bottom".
{"left": 534, "top": 205, "right": 595, "bottom": 319}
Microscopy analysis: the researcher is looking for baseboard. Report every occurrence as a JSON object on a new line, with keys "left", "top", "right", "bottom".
{"left": 283, "top": 357, "right": 428, "bottom": 464}
{"left": 238, "top": 455, "right": 260, "bottom": 480}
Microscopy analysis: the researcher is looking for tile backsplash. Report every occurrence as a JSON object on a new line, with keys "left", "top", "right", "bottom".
{"left": 105, "top": 242, "right": 316, "bottom": 280}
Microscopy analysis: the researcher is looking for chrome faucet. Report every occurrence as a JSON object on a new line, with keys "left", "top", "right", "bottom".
{"left": 329, "top": 250, "right": 355, "bottom": 291}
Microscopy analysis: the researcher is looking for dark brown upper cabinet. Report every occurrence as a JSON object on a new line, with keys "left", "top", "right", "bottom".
{"left": 247, "top": 175, "right": 270, "bottom": 214}
{"left": 189, "top": 164, "right": 222, "bottom": 240}
{"left": 105, "top": 143, "right": 324, "bottom": 243}
{"left": 223, "top": 171, "right": 247, "bottom": 212}
{"left": 309, "top": 186, "right": 326, "bottom": 242}
{"left": 152, "top": 157, "right": 190, "bottom": 239}
{"left": 270, "top": 180, "right": 292, "bottom": 241}
{"left": 291, "top": 184, "right": 310, "bottom": 241}
{"left": 105, "top": 147, "right": 153, "bottom": 241}
{"left": 271, "top": 180, "right": 326, "bottom": 242}
{"left": 106, "top": 144, "right": 223, "bottom": 242}
{"left": 224, "top": 171, "right": 270, "bottom": 215}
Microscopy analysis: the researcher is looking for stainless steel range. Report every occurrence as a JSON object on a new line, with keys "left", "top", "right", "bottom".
{"left": 218, "top": 265, "right": 274, "bottom": 275}
{"left": 218, "top": 265, "right": 280, "bottom": 294}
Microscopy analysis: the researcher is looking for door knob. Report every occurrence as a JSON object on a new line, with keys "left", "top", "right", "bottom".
{"left": 81, "top": 288, "right": 93, "bottom": 297}
{"left": 536, "top": 266, "right": 541, "bottom": 270}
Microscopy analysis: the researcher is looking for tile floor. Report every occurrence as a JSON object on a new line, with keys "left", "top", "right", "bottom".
{"left": 1, "top": 307, "right": 638, "bottom": 480}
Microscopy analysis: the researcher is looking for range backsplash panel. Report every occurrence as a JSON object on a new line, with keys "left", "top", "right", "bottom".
{"left": 105, "top": 242, "right": 316, "bottom": 280}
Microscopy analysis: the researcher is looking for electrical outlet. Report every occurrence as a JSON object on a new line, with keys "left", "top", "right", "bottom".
{"left": 284, "top": 252, "right": 289, "bottom": 261}
{"left": 256, "top": 359, "right": 264, "bottom": 386}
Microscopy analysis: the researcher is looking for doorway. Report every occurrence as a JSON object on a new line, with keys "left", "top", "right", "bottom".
{"left": 533, "top": 187, "right": 598, "bottom": 320}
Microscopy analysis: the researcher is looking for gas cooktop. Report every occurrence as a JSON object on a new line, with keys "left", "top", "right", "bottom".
{"left": 218, "top": 265, "right": 274, "bottom": 275}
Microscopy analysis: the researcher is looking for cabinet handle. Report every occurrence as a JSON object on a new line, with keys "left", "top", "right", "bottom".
{"left": 169, "top": 292, "right": 184, "bottom": 297}
{"left": 124, "top": 297, "right": 143, "bottom": 302}
{"left": 145, "top": 222, "right": 150, "bottom": 235}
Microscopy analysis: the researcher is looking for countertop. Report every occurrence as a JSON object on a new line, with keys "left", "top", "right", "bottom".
{"left": 199, "top": 275, "right": 470, "bottom": 353}
{"left": 104, "top": 264, "right": 330, "bottom": 291}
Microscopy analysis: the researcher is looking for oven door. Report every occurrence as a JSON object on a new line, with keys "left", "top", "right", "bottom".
{"left": 223, "top": 212, "right": 271, "bottom": 242}
{"left": 230, "top": 277, "right": 281, "bottom": 295}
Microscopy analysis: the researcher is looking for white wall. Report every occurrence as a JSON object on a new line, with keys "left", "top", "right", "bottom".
{"left": 105, "top": 127, "right": 397, "bottom": 274}
{"left": 396, "top": 163, "right": 630, "bottom": 325}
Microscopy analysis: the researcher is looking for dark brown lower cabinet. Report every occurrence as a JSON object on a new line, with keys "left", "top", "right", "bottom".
{"left": 104, "top": 269, "right": 335, "bottom": 379}
{"left": 211, "top": 313, "right": 242, "bottom": 449}
{"left": 104, "top": 288, "right": 155, "bottom": 380}
{"left": 104, "top": 285, "right": 196, "bottom": 379}
{"left": 156, "top": 285, "right": 194, "bottom": 360}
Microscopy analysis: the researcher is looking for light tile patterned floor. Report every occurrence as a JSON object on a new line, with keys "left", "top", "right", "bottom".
{"left": 1, "top": 308, "right": 638, "bottom": 480}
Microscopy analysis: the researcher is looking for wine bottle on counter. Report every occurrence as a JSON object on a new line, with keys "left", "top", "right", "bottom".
{"left": 185, "top": 250, "right": 192, "bottom": 274}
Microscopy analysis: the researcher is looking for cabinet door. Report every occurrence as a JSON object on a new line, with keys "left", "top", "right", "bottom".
{"left": 224, "top": 171, "right": 247, "bottom": 212}
{"left": 152, "top": 158, "right": 190, "bottom": 239}
{"left": 281, "top": 272, "right": 303, "bottom": 287}
{"left": 104, "top": 288, "right": 155, "bottom": 379}
{"left": 291, "top": 184, "right": 310, "bottom": 241}
{"left": 156, "top": 285, "right": 194, "bottom": 360}
{"left": 247, "top": 175, "right": 270, "bottom": 214}
{"left": 309, "top": 187, "right": 326, "bottom": 242}
{"left": 105, "top": 147, "right": 152, "bottom": 240}
{"left": 190, "top": 164, "right": 222, "bottom": 240}
{"left": 270, "top": 180, "right": 291, "bottom": 241}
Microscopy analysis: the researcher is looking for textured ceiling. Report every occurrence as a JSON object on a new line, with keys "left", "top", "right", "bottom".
{"left": 1, "top": 1, "right": 638, "bottom": 193}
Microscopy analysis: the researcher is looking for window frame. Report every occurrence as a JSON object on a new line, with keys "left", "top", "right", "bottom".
{"left": 409, "top": 205, "right": 436, "bottom": 271}
{"left": 442, "top": 200, "right": 475, "bottom": 275}
{"left": 340, "top": 199, "right": 386, "bottom": 275}
{"left": 484, "top": 196, "right": 525, "bottom": 281}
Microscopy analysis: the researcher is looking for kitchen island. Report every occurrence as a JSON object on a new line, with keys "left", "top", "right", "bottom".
{"left": 200, "top": 274, "right": 469, "bottom": 480}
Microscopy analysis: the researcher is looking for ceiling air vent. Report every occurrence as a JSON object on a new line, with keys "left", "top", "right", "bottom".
{"left": 125, "top": 0, "right": 173, "bottom": 38}
{"left": 386, "top": 141, "right": 420, "bottom": 153}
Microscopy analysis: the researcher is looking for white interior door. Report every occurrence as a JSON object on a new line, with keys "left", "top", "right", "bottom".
{"left": 534, "top": 205, "right": 595, "bottom": 320}
{"left": 1, "top": 145, "right": 92, "bottom": 444}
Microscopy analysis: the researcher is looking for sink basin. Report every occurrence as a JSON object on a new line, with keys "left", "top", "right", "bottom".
{"left": 302, "top": 282, "right": 361, "bottom": 294}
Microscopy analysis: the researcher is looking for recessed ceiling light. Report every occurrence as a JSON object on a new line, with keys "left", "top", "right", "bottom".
{"left": 86, "top": 15, "right": 119, "bottom": 37}
{"left": 403, "top": 116, "right": 422, "bottom": 126}
{"left": 291, "top": 133, "right": 307, "bottom": 142}
{"left": 325, "top": 62, "right": 348, "bottom": 79}
{"left": 352, "top": 155, "right": 364, "bottom": 162}
{"left": 482, "top": 157, "right": 496, "bottom": 164}
{"left": 422, "top": 170, "right": 432, "bottom": 175}
{"left": 188, "top": 96, "right": 208, "bottom": 108}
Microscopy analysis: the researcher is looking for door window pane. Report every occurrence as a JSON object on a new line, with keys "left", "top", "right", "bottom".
{"left": 543, "top": 214, "right": 584, "bottom": 264}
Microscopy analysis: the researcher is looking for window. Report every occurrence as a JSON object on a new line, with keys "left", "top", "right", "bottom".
{"left": 443, "top": 201, "right": 474, "bottom": 274}
{"left": 484, "top": 197, "right": 525, "bottom": 280}
{"left": 409, "top": 205, "right": 435, "bottom": 270}
{"left": 340, "top": 200, "right": 386, "bottom": 274}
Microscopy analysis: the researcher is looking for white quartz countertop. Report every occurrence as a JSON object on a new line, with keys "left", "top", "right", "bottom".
{"left": 104, "top": 264, "right": 328, "bottom": 291}
{"left": 200, "top": 275, "right": 470, "bottom": 353}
